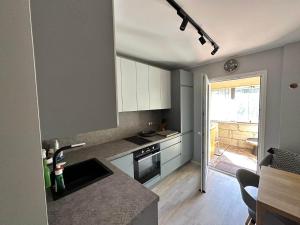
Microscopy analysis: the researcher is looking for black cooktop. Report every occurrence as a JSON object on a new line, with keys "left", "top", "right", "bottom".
{"left": 124, "top": 136, "right": 152, "bottom": 146}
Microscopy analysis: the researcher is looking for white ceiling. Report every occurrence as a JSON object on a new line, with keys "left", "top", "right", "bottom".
{"left": 114, "top": 0, "right": 300, "bottom": 69}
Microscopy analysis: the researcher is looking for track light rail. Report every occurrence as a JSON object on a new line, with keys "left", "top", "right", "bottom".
{"left": 166, "top": 0, "right": 219, "bottom": 55}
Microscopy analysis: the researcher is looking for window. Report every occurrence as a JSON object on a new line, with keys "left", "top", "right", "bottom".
{"left": 210, "top": 86, "right": 260, "bottom": 123}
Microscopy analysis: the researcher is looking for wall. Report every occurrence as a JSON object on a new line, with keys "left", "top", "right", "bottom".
{"left": 45, "top": 111, "right": 162, "bottom": 147}
{"left": 216, "top": 122, "right": 258, "bottom": 150}
{"left": 0, "top": 1, "right": 48, "bottom": 224}
{"left": 280, "top": 42, "right": 300, "bottom": 153}
{"left": 193, "top": 47, "right": 283, "bottom": 160}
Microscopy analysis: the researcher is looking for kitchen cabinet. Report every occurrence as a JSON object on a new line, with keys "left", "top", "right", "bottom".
{"left": 30, "top": 0, "right": 118, "bottom": 140}
{"left": 136, "top": 62, "right": 150, "bottom": 111}
{"left": 161, "top": 155, "right": 182, "bottom": 179}
{"left": 111, "top": 154, "right": 134, "bottom": 178}
{"left": 116, "top": 57, "right": 171, "bottom": 112}
{"left": 161, "top": 142, "right": 181, "bottom": 164}
{"left": 116, "top": 57, "right": 123, "bottom": 112}
{"left": 181, "top": 86, "right": 193, "bottom": 133}
{"left": 160, "top": 136, "right": 182, "bottom": 178}
{"left": 121, "top": 58, "right": 138, "bottom": 112}
{"left": 149, "top": 66, "right": 162, "bottom": 110}
{"left": 181, "top": 132, "right": 193, "bottom": 165}
{"left": 164, "top": 70, "right": 194, "bottom": 163}
{"left": 160, "top": 70, "right": 171, "bottom": 109}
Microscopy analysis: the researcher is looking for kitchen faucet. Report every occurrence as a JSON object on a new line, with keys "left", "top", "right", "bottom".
{"left": 52, "top": 143, "right": 86, "bottom": 172}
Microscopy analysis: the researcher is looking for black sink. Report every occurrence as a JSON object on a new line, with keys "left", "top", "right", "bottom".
{"left": 50, "top": 158, "right": 113, "bottom": 200}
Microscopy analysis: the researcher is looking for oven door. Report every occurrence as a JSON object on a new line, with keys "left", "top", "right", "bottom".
{"left": 134, "top": 151, "right": 161, "bottom": 184}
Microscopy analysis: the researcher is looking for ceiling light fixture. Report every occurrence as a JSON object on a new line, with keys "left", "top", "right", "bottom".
{"left": 211, "top": 43, "right": 219, "bottom": 55}
{"left": 166, "top": 0, "right": 220, "bottom": 55}
{"left": 180, "top": 17, "right": 188, "bottom": 31}
{"left": 199, "top": 35, "right": 206, "bottom": 45}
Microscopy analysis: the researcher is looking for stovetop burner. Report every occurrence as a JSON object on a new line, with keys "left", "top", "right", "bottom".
{"left": 124, "top": 136, "right": 152, "bottom": 146}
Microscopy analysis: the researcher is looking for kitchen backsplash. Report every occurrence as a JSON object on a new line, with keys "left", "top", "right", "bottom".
{"left": 43, "top": 111, "right": 162, "bottom": 148}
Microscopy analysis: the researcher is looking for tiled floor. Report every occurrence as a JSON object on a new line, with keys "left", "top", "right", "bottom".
{"left": 209, "top": 144, "right": 257, "bottom": 176}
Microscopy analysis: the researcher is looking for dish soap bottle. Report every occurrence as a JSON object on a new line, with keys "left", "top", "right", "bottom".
{"left": 55, "top": 162, "right": 66, "bottom": 193}
{"left": 42, "top": 149, "right": 51, "bottom": 189}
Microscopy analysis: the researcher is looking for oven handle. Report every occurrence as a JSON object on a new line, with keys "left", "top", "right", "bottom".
{"left": 137, "top": 151, "right": 160, "bottom": 163}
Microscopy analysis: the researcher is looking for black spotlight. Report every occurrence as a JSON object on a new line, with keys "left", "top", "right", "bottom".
{"left": 211, "top": 46, "right": 219, "bottom": 55}
{"left": 180, "top": 17, "right": 188, "bottom": 31}
{"left": 199, "top": 35, "right": 206, "bottom": 45}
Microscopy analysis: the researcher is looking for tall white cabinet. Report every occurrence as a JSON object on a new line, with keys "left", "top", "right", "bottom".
{"left": 117, "top": 57, "right": 171, "bottom": 112}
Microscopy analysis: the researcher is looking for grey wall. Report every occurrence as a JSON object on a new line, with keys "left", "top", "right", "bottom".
{"left": 280, "top": 42, "right": 300, "bottom": 152}
{"left": 46, "top": 111, "right": 162, "bottom": 147}
{"left": 0, "top": 1, "right": 48, "bottom": 224}
{"left": 193, "top": 47, "right": 283, "bottom": 159}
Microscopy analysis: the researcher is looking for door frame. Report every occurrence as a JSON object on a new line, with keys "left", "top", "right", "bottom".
{"left": 208, "top": 70, "right": 267, "bottom": 168}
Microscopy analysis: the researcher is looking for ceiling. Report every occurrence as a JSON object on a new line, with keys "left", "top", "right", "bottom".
{"left": 114, "top": 0, "right": 300, "bottom": 69}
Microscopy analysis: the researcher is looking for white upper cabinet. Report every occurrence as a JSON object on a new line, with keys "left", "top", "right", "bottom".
{"left": 160, "top": 69, "right": 171, "bottom": 109}
{"left": 121, "top": 58, "right": 137, "bottom": 112}
{"left": 116, "top": 57, "right": 123, "bottom": 112}
{"left": 149, "top": 66, "right": 162, "bottom": 110}
{"left": 136, "top": 62, "right": 150, "bottom": 111}
{"left": 116, "top": 57, "right": 171, "bottom": 112}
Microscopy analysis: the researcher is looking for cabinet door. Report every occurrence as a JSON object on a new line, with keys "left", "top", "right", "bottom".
{"left": 31, "top": 0, "right": 117, "bottom": 140}
{"left": 161, "top": 142, "right": 181, "bottom": 164}
{"left": 149, "top": 66, "right": 161, "bottom": 110}
{"left": 136, "top": 62, "right": 150, "bottom": 111}
{"left": 116, "top": 57, "right": 123, "bottom": 112}
{"left": 111, "top": 154, "right": 134, "bottom": 178}
{"left": 161, "top": 155, "right": 181, "bottom": 179}
{"left": 181, "top": 132, "right": 194, "bottom": 165}
{"left": 160, "top": 69, "right": 171, "bottom": 109}
{"left": 121, "top": 58, "right": 137, "bottom": 112}
{"left": 181, "top": 86, "right": 194, "bottom": 133}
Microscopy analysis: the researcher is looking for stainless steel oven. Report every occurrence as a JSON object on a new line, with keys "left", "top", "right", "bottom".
{"left": 133, "top": 144, "right": 160, "bottom": 184}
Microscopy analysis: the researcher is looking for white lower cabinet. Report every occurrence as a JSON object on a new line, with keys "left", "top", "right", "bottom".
{"left": 111, "top": 153, "right": 134, "bottom": 178}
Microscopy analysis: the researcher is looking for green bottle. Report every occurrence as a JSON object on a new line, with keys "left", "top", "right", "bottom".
{"left": 55, "top": 162, "right": 66, "bottom": 193}
{"left": 42, "top": 149, "right": 51, "bottom": 189}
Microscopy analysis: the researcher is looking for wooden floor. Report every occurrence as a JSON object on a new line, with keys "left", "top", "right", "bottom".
{"left": 152, "top": 162, "right": 248, "bottom": 225}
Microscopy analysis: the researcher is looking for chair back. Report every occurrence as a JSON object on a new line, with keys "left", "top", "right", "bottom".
{"left": 236, "top": 169, "right": 259, "bottom": 215}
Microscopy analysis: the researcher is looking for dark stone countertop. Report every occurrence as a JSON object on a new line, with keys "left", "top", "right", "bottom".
{"left": 47, "top": 133, "right": 181, "bottom": 225}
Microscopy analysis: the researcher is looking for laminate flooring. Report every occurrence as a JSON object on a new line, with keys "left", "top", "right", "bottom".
{"left": 152, "top": 162, "right": 248, "bottom": 225}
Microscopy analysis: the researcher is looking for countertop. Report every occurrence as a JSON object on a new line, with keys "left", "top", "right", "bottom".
{"left": 47, "top": 133, "right": 181, "bottom": 225}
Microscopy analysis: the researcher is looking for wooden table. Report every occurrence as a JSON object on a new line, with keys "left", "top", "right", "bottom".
{"left": 257, "top": 166, "right": 300, "bottom": 225}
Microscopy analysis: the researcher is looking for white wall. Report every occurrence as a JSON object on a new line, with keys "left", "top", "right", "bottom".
{"left": 0, "top": 1, "right": 48, "bottom": 224}
{"left": 192, "top": 47, "right": 283, "bottom": 161}
{"left": 280, "top": 42, "right": 300, "bottom": 152}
